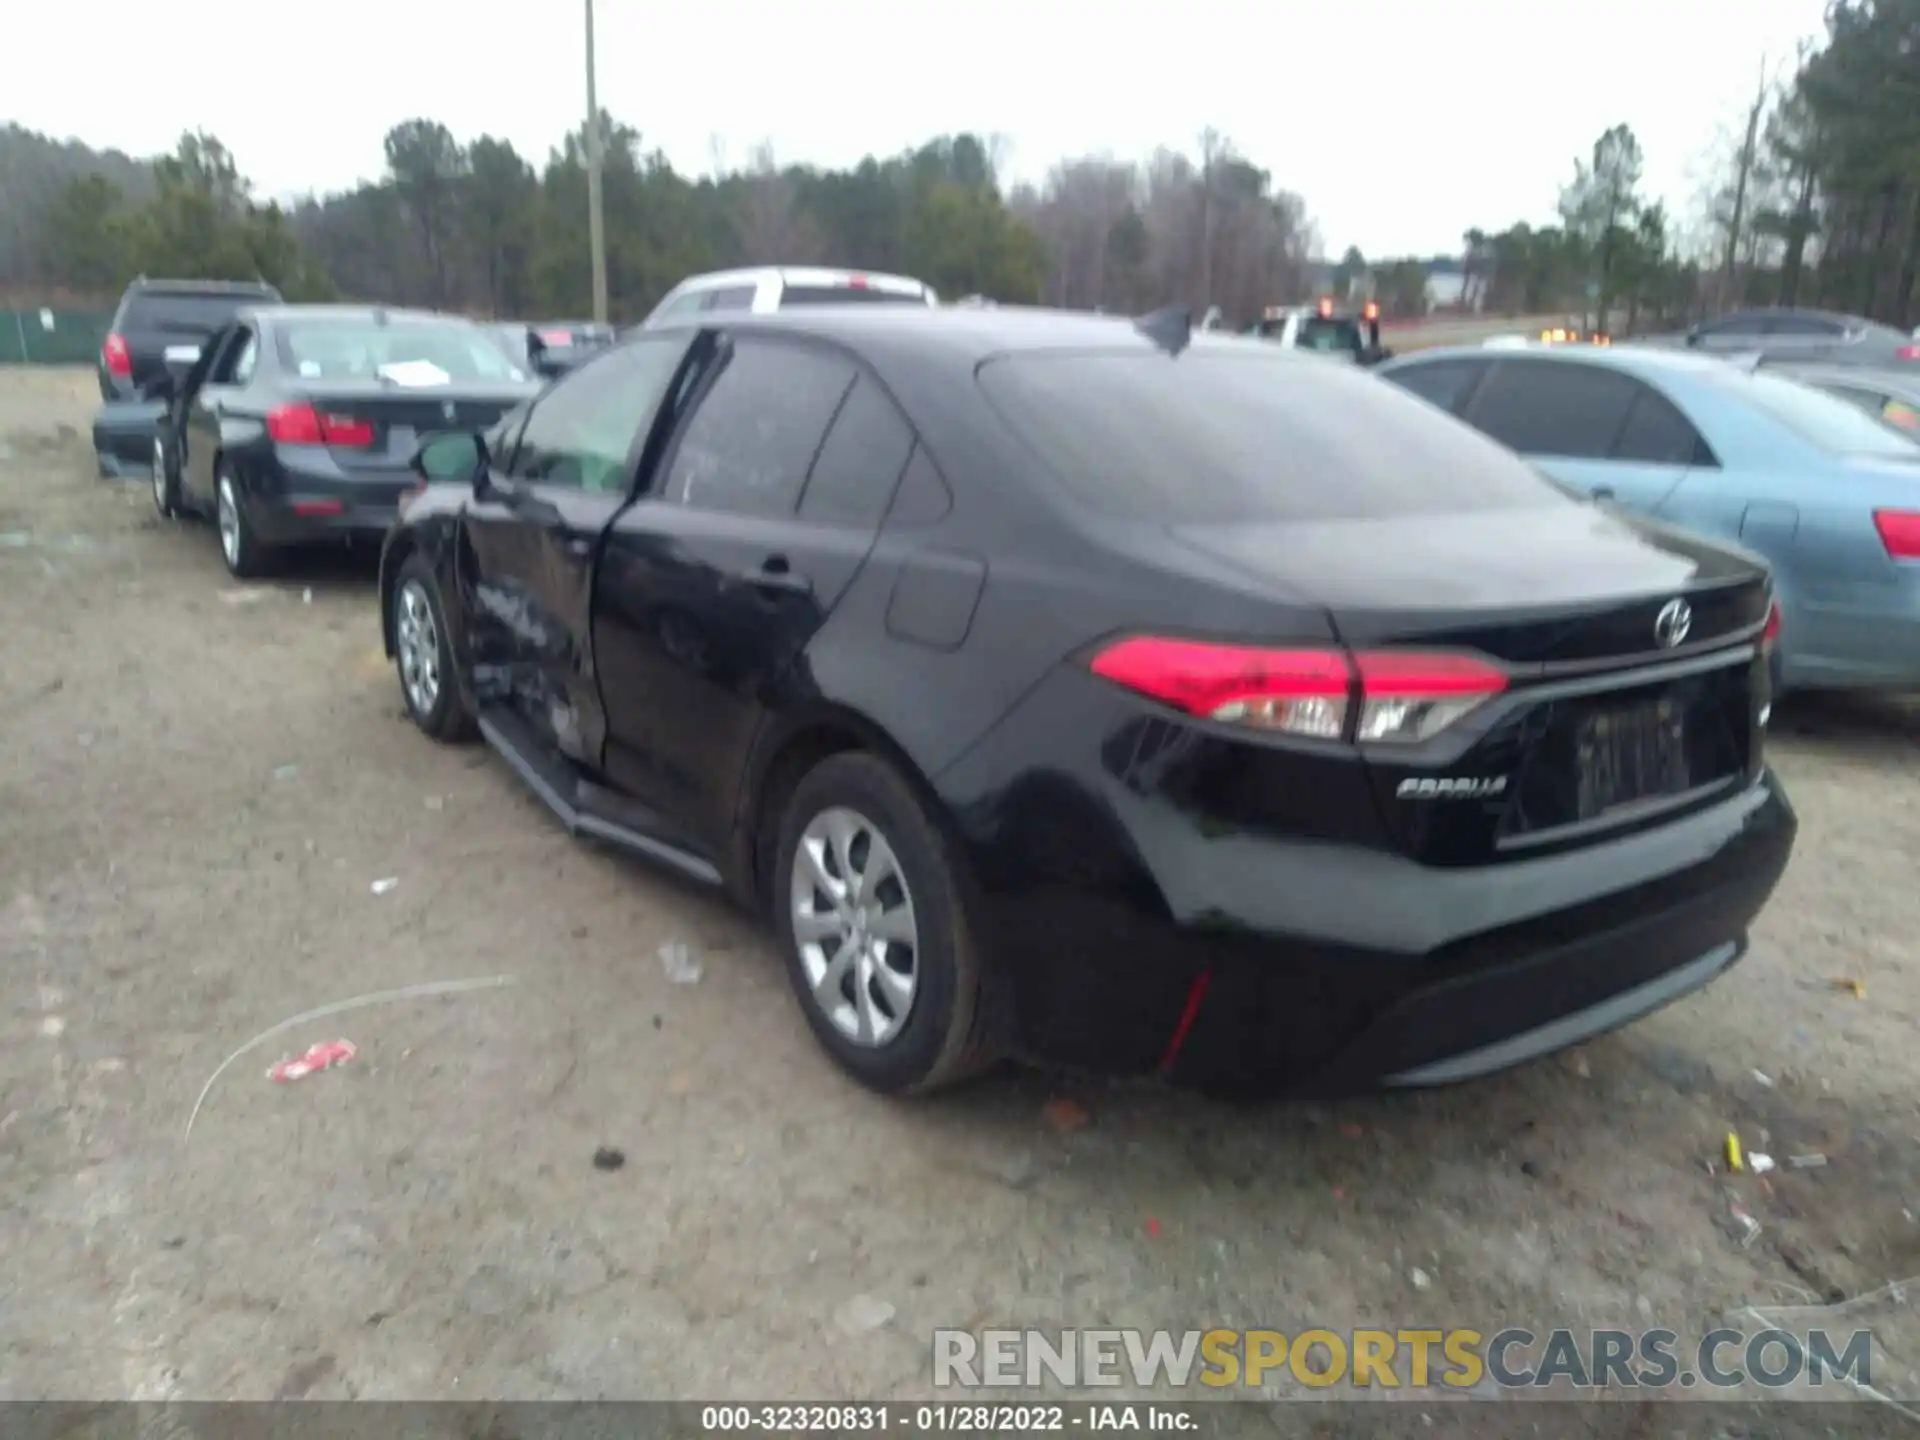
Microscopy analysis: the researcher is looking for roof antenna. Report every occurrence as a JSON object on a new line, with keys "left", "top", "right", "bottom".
{"left": 1134, "top": 305, "right": 1193, "bottom": 357}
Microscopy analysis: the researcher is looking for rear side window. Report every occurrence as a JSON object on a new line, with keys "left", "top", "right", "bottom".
{"left": 1702, "top": 315, "right": 1767, "bottom": 338}
{"left": 797, "top": 375, "right": 916, "bottom": 527}
{"left": 779, "top": 284, "right": 926, "bottom": 308}
{"left": 121, "top": 291, "right": 268, "bottom": 333}
{"left": 663, "top": 339, "right": 858, "bottom": 515}
{"left": 1770, "top": 314, "right": 1844, "bottom": 337}
{"left": 977, "top": 351, "right": 1572, "bottom": 523}
{"left": 1465, "top": 361, "right": 1639, "bottom": 459}
{"left": 1383, "top": 359, "right": 1485, "bottom": 414}
{"left": 1611, "top": 388, "right": 1709, "bottom": 465}
{"left": 1722, "top": 371, "right": 1920, "bottom": 459}
{"left": 704, "top": 286, "right": 756, "bottom": 312}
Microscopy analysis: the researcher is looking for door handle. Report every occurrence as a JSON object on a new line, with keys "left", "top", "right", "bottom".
{"left": 1592, "top": 485, "right": 1615, "bottom": 500}
{"left": 741, "top": 557, "right": 812, "bottom": 597}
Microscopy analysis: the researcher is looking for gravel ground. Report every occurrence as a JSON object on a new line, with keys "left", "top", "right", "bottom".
{"left": 2, "top": 366, "right": 1918, "bottom": 1428}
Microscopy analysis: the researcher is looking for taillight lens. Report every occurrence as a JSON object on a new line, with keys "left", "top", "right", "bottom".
{"left": 265, "top": 403, "right": 374, "bottom": 447}
{"left": 1895, "top": 345, "right": 1920, "bottom": 361}
{"left": 538, "top": 328, "right": 572, "bottom": 346}
{"left": 1761, "top": 600, "right": 1782, "bottom": 652}
{"left": 1087, "top": 638, "right": 1508, "bottom": 744}
{"left": 1873, "top": 509, "right": 1920, "bottom": 559}
{"left": 103, "top": 333, "right": 132, "bottom": 377}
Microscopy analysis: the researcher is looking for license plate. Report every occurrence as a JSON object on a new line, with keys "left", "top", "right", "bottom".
{"left": 1575, "top": 699, "right": 1691, "bottom": 819}
{"left": 163, "top": 344, "right": 201, "bottom": 363}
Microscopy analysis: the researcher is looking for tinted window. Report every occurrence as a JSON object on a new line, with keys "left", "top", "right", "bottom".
{"left": 1703, "top": 315, "right": 1767, "bottom": 337}
{"left": 704, "top": 286, "right": 756, "bottom": 312}
{"left": 1612, "top": 388, "right": 1707, "bottom": 464}
{"left": 1815, "top": 382, "right": 1889, "bottom": 417}
{"left": 122, "top": 291, "right": 270, "bottom": 333}
{"left": 1465, "top": 361, "right": 1638, "bottom": 459}
{"left": 797, "top": 376, "right": 916, "bottom": 527}
{"left": 779, "top": 284, "right": 926, "bottom": 308}
{"left": 1771, "top": 314, "right": 1844, "bottom": 337}
{"left": 1384, "top": 359, "right": 1485, "bottom": 414}
{"left": 650, "top": 292, "right": 707, "bottom": 324}
{"left": 1716, "top": 370, "right": 1920, "bottom": 458}
{"left": 277, "top": 318, "right": 528, "bottom": 384}
{"left": 663, "top": 340, "right": 857, "bottom": 514}
{"left": 509, "top": 336, "right": 691, "bottom": 491}
{"left": 227, "top": 332, "right": 259, "bottom": 386}
{"left": 977, "top": 352, "right": 1571, "bottom": 523}
{"left": 207, "top": 327, "right": 256, "bottom": 385}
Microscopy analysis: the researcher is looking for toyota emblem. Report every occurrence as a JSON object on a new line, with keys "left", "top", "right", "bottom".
{"left": 1654, "top": 598, "right": 1692, "bottom": 649}
{"left": 441, "top": 401, "right": 458, "bottom": 422}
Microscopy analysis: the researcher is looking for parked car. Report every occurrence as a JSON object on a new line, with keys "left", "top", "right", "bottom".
{"left": 1635, "top": 306, "right": 1920, "bottom": 368}
{"left": 1377, "top": 344, "right": 1920, "bottom": 693}
{"left": 380, "top": 306, "right": 1793, "bottom": 1097}
{"left": 637, "top": 267, "right": 936, "bottom": 327}
{"left": 153, "top": 305, "right": 540, "bottom": 578}
{"left": 92, "top": 277, "right": 283, "bottom": 478}
{"left": 1758, "top": 360, "right": 1920, "bottom": 438}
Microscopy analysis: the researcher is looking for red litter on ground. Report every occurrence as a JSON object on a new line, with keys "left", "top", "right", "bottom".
{"left": 269, "top": 1040, "right": 357, "bottom": 1082}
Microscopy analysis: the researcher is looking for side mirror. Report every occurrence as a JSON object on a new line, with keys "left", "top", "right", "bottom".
{"left": 411, "top": 431, "right": 489, "bottom": 494}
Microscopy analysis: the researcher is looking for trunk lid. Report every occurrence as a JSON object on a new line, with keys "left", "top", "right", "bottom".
{"left": 294, "top": 380, "right": 540, "bottom": 472}
{"left": 1171, "top": 505, "right": 1772, "bottom": 866}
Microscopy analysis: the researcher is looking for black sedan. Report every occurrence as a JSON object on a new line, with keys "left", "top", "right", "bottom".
{"left": 379, "top": 306, "right": 1796, "bottom": 1096}
{"left": 153, "top": 306, "right": 541, "bottom": 577}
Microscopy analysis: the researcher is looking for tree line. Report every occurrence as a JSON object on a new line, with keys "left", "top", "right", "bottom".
{"left": 8, "top": 0, "right": 1919, "bottom": 335}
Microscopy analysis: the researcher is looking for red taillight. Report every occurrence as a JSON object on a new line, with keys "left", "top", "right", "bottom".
{"left": 538, "top": 328, "right": 572, "bottom": 345}
{"left": 266, "top": 403, "right": 374, "bottom": 447}
{"left": 1895, "top": 345, "right": 1920, "bottom": 361}
{"left": 1087, "top": 637, "right": 1507, "bottom": 743}
{"left": 846, "top": 275, "right": 870, "bottom": 289}
{"left": 103, "top": 333, "right": 132, "bottom": 378}
{"left": 1762, "top": 600, "right": 1782, "bottom": 651}
{"left": 1874, "top": 509, "right": 1920, "bottom": 559}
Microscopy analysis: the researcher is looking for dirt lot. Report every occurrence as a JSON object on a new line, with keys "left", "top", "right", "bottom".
{"left": 3, "top": 366, "right": 1919, "bottom": 1421}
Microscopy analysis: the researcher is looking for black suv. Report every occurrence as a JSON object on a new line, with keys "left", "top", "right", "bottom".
{"left": 99, "top": 278, "right": 284, "bottom": 403}
{"left": 93, "top": 278, "right": 283, "bottom": 478}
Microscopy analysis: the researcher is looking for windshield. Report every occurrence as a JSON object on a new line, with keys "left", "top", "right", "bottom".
{"left": 977, "top": 351, "right": 1573, "bottom": 523}
{"left": 275, "top": 319, "right": 528, "bottom": 385}
{"left": 1726, "top": 370, "right": 1920, "bottom": 458}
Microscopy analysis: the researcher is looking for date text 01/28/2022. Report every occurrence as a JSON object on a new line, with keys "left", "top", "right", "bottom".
{"left": 699, "top": 1404, "right": 1194, "bottom": 1431}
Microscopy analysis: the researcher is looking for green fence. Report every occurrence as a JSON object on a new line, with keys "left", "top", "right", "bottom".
{"left": 2, "top": 308, "right": 113, "bottom": 365}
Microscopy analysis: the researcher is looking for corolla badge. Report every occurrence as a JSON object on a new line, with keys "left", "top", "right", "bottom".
{"left": 1654, "top": 598, "right": 1692, "bottom": 649}
{"left": 1396, "top": 776, "right": 1508, "bottom": 800}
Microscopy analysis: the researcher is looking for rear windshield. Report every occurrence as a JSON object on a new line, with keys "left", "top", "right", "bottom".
{"left": 978, "top": 351, "right": 1573, "bottom": 523}
{"left": 275, "top": 319, "right": 529, "bottom": 385}
{"left": 122, "top": 292, "right": 270, "bottom": 333}
{"left": 1295, "top": 317, "right": 1363, "bottom": 354}
{"left": 1721, "top": 370, "right": 1920, "bottom": 458}
{"left": 779, "top": 284, "right": 927, "bottom": 308}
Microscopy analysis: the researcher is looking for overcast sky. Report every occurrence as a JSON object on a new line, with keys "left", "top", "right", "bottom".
{"left": 13, "top": 0, "right": 1828, "bottom": 258}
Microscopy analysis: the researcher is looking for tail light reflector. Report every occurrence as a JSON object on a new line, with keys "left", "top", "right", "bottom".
{"left": 538, "top": 328, "right": 572, "bottom": 345}
{"left": 103, "top": 332, "right": 132, "bottom": 378}
{"left": 1761, "top": 599, "right": 1782, "bottom": 652}
{"left": 1873, "top": 509, "right": 1920, "bottom": 559}
{"left": 266, "top": 403, "right": 374, "bottom": 447}
{"left": 1087, "top": 638, "right": 1507, "bottom": 744}
{"left": 1895, "top": 345, "right": 1920, "bottom": 361}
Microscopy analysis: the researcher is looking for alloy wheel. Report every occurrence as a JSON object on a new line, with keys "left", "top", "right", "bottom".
{"left": 150, "top": 439, "right": 168, "bottom": 515}
{"left": 216, "top": 477, "right": 240, "bottom": 568}
{"left": 396, "top": 579, "right": 442, "bottom": 717}
{"left": 789, "top": 805, "right": 920, "bottom": 1047}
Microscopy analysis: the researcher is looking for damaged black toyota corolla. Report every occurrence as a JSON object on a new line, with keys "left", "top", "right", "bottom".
{"left": 378, "top": 305, "right": 1796, "bottom": 1097}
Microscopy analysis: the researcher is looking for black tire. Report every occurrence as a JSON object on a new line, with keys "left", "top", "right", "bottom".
{"left": 214, "top": 466, "right": 274, "bottom": 579}
{"left": 390, "top": 555, "right": 476, "bottom": 742}
{"left": 773, "top": 752, "right": 1003, "bottom": 1094}
{"left": 151, "top": 437, "right": 181, "bottom": 520}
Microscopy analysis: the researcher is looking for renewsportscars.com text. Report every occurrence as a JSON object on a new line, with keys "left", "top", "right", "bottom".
{"left": 933, "top": 1327, "right": 1874, "bottom": 1392}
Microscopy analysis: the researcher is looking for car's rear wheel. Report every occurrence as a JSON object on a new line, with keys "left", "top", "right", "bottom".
{"left": 392, "top": 556, "right": 475, "bottom": 742}
{"left": 151, "top": 438, "right": 180, "bottom": 520}
{"left": 774, "top": 752, "right": 1001, "bottom": 1094}
{"left": 215, "top": 468, "right": 272, "bottom": 579}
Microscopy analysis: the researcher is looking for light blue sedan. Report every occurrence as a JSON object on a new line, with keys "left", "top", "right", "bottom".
{"left": 1376, "top": 344, "right": 1920, "bottom": 693}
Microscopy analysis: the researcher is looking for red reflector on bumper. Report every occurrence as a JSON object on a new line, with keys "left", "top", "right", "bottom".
{"left": 292, "top": 500, "right": 346, "bottom": 517}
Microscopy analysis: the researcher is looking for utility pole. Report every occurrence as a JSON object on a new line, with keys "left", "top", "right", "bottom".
{"left": 585, "top": 0, "right": 608, "bottom": 326}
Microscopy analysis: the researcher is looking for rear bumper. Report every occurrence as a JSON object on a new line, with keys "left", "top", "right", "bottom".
{"left": 245, "top": 450, "right": 412, "bottom": 545}
{"left": 934, "top": 670, "right": 1797, "bottom": 1095}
